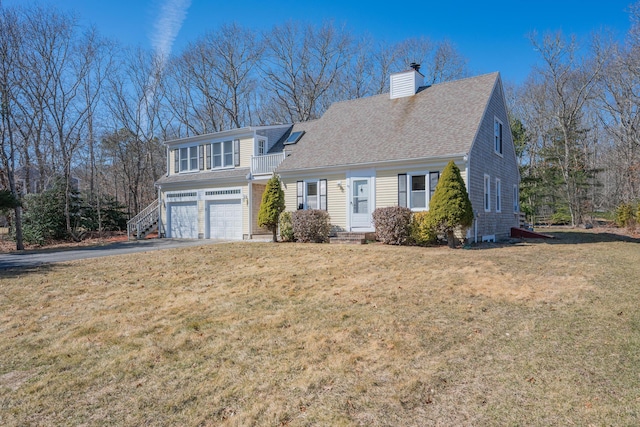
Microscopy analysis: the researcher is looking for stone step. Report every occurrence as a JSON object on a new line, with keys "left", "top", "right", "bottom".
{"left": 329, "top": 232, "right": 376, "bottom": 244}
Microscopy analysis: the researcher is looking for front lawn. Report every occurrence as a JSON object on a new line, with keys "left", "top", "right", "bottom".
{"left": 1, "top": 232, "right": 639, "bottom": 425}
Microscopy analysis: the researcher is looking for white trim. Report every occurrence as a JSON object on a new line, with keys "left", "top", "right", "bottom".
{"left": 495, "top": 177, "right": 502, "bottom": 213}
{"left": 484, "top": 174, "right": 491, "bottom": 212}
{"left": 346, "top": 169, "right": 375, "bottom": 231}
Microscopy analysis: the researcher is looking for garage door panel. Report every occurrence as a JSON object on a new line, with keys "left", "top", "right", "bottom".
{"left": 208, "top": 200, "right": 242, "bottom": 240}
{"left": 169, "top": 202, "right": 198, "bottom": 239}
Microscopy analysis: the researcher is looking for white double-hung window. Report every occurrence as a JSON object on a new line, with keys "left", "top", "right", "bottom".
{"left": 296, "top": 179, "right": 327, "bottom": 210}
{"left": 176, "top": 146, "right": 200, "bottom": 173}
{"left": 398, "top": 172, "right": 439, "bottom": 210}
{"left": 484, "top": 174, "right": 491, "bottom": 212}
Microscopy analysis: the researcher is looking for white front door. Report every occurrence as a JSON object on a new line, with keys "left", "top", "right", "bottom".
{"left": 168, "top": 202, "right": 198, "bottom": 238}
{"left": 350, "top": 177, "right": 373, "bottom": 229}
{"left": 208, "top": 199, "right": 242, "bottom": 240}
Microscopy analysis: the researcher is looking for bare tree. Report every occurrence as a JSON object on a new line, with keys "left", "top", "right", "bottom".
{"left": 104, "top": 47, "right": 166, "bottom": 215}
{"left": 529, "top": 31, "right": 608, "bottom": 226}
{"left": 262, "top": 21, "right": 352, "bottom": 123}
{"left": 0, "top": 6, "right": 24, "bottom": 249}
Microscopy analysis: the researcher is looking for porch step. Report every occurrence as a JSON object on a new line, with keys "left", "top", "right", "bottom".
{"left": 330, "top": 232, "right": 376, "bottom": 244}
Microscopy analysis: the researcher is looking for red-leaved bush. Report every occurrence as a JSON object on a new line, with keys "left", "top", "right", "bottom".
{"left": 291, "top": 210, "right": 331, "bottom": 243}
{"left": 372, "top": 206, "right": 412, "bottom": 245}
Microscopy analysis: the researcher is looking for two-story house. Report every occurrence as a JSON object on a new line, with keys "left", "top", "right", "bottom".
{"left": 155, "top": 125, "right": 292, "bottom": 239}
{"left": 152, "top": 69, "right": 520, "bottom": 242}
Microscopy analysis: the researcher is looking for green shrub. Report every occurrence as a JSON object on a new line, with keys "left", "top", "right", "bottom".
{"left": 291, "top": 210, "right": 331, "bottom": 243}
{"left": 551, "top": 206, "right": 572, "bottom": 225}
{"left": 410, "top": 211, "right": 438, "bottom": 246}
{"left": 637, "top": 205, "right": 640, "bottom": 225}
{"left": 372, "top": 206, "right": 412, "bottom": 245}
{"left": 278, "top": 211, "right": 294, "bottom": 242}
{"left": 616, "top": 203, "right": 636, "bottom": 228}
{"left": 429, "top": 161, "right": 473, "bottom": 248}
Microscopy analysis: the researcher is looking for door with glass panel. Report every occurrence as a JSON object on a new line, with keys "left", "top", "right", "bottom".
{"left": 350, "top": 177, "right": 372, "bottom": 229}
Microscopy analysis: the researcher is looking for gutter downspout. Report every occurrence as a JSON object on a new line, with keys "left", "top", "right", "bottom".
{"left": 464, "top": 153, "right": 476, "bottom": 243}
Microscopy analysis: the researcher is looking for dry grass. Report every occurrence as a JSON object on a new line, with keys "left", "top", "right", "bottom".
{"left": 1, "top": 231, "right": 639, "bottom": 426}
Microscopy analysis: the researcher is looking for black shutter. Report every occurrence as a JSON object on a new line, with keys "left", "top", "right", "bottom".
{"left": 320, "top": 179, "right": 327, "bottom": 210}
{"left": 398, "top": 174, "right": 407, "bottom": 207}
{"left": 499, "top": 122, "right": 503, "bottom": 153}
{"left": 297, "top": 181, "right": 304, "bottom": 210}
{"left": 174, "top": 149, "right": 179, "bottom": 173}
{"left": 198, "top": 145, "right": 205, "bottom": 170}
{"left": 205, "top": 144, "right": 211, "bottom": 170}
{"left": 234, "top": 139, "right": 240, "bottom": 167}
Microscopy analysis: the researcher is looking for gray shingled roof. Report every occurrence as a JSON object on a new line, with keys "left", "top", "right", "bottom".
{"left": 156, "top": 168, "right": 250, "bottom": 186}
{"left": 277, "top": 72, "right": 499, "bottom": 172}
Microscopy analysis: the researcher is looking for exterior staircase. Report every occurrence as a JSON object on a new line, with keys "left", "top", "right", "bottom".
{"left": 127, "top": 199, "right": 160, "bottom": 240}
{"left": 330, "top": 231, "right": 376, "bottom": 244}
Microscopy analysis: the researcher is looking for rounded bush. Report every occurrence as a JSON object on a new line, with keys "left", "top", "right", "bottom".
{"left": 291, "top": 210, "right": 331, "bottom": 243}
{"left": 372, "top": 206, "right": 412, "bottom": 245}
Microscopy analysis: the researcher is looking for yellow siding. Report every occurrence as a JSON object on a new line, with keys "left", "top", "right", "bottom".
{"left": 239, "top": 136, "right": 254, "bottom": 169}
{"left": 325, "top": 174, "right": 346, "bottom": 230}
{"left": 282, "top": 178, "right": 297, "bottom": 213}
{"left": 376, "top": 168, "right": 403, "bottom": 209}
{"left": 242, "top": 185, "right": 249, "bottom": 237}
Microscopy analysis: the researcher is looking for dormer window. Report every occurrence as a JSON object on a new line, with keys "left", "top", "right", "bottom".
{"left": 258, "top": 139, "right": 266, "bottom": 156}
{"left": 177, "top": 146, "right": 200, "bottom": 173}
{"left": 213, "top": 141, "right": 233, "bottom": 168}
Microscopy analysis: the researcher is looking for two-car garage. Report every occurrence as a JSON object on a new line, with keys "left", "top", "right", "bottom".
{"left": 166, "top": 188, "right": 243, "bottom": 240}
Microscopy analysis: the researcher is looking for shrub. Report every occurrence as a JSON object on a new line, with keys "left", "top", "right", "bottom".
{"left": 372, "top": 206, "right": 412, "bottom": 245}
{"left": 410, "top": 211, "right": 438, "bottom": 246}
{"left": 429, "top": 161, "right": 473, "bottom": 248}
{"left": 278, "top": 211, "right": 294, "bottom": 242}
{"left": 615, "top": 203, "right": 636, "bottom": 228}
{"left": 291, "top": 210, "right": 331, "bottom": 243}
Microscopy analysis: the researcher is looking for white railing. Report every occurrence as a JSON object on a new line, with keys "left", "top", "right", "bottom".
{"left": 251, "top": 152, "right": 286, "bottom": 175}
{"left": 127, "top": 198, "right": 159, "bottom": 239}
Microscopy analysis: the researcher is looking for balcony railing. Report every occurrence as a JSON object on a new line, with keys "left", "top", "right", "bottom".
{"left": 251, "top": 151, "right": 286, "bottom": 175}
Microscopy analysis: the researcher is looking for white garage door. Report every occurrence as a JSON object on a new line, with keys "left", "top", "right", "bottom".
{"left": 169, "top": 202, "right": 198, "bottom": 238}
{"left": 208, "top": 200, "right": 242, "bottom": 240}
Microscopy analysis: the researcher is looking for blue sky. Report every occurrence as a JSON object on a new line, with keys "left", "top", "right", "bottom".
{"left": 4, "top": 0, "right": 636, "bottom": 85}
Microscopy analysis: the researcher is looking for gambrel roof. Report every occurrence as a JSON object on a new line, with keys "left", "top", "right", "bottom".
{"left": 277, "top": 72, "right": 500, "bottom": 172}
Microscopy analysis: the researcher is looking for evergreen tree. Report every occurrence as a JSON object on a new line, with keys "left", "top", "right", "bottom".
{"left": 258, "top": 174, "right": 285, "bottom": 242}
{"left": 429, "top": 161, "right": 473, "bottom": 248}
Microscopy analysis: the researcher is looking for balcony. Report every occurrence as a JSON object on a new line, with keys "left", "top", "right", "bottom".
{"left": 251, "top": 152, "right": 286, "bottom": 175}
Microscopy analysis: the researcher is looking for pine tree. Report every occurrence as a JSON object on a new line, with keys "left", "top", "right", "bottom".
{"left": 258, "top": 174, "right": 285, "bottom": 242}
{"left": 429, "top": 161, "right": 474, "bottom": 248}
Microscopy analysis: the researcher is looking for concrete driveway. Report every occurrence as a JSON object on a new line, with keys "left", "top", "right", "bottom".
{"left": 0, "top": 238, "right": 229, "bottom": 270}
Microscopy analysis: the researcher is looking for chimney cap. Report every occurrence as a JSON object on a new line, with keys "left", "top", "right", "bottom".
{"left": 409, "top": 62, "right": 421, "bottom": 72}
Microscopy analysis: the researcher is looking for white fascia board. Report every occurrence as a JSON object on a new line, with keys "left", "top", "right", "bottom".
{"left": 277, "top": 153, "right": 468, "bottom": 178}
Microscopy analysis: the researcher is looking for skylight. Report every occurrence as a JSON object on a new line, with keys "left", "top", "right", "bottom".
{"left": 284, "top": 131, "right": 305, "bottom": 145}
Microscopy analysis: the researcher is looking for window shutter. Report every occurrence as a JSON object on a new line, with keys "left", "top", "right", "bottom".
{"left": 205, "top": 144, "right": 211, "bottom": 170}
{"left": 398, "top": 174, "right": 407, "bottom": 207}
{"left": 198, "top": 145, "right": 205, "bottom": 170}
{"left": 296, "top": 181, "right": 304, "bottom": 210}
{"left": 499, "top": 122, "right": 503, "bottom": 153}
{"left": 174, "top": 149, "right": 179, "bottom": 173}
{"left": 320, "top": 179, "right": 327, "bottom": 210}
{"left": 234, "top": 139, "right": 240, "bottom": 167}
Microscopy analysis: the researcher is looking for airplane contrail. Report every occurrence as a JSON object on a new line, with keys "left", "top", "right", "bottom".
{"left": 150, "top": 0, "right": 192, "bottom": 67}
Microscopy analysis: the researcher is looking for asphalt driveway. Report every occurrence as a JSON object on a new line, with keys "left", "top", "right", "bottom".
{"left": 0, "top": 238, "right": 229, "bottom": 270}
